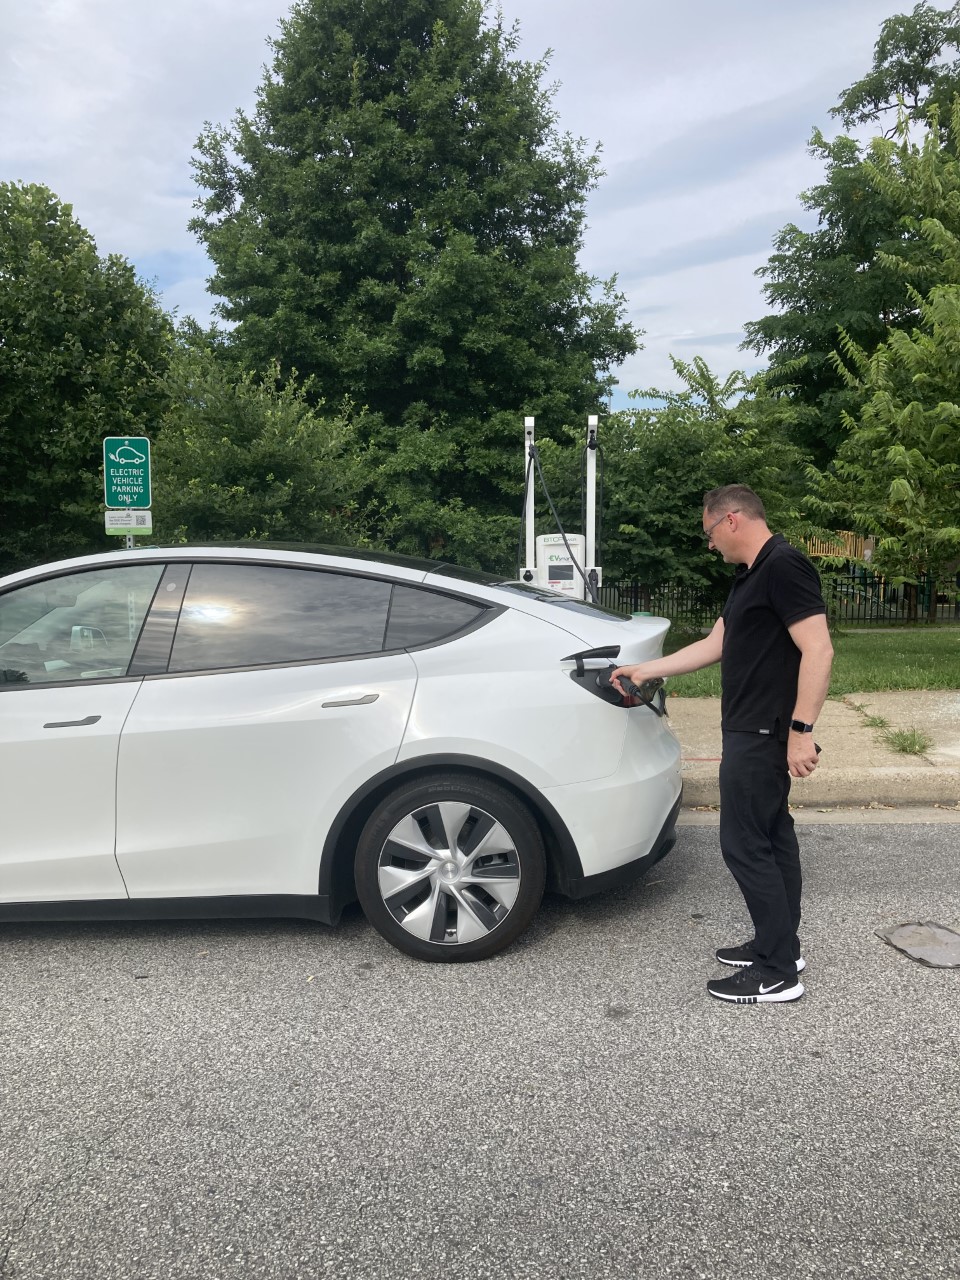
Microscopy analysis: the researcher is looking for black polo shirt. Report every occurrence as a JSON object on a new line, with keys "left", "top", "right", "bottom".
{"left": 720, "top": 534, "right": 826, "bottom": 737}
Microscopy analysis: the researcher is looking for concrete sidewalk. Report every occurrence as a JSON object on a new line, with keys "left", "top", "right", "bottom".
{"left": 669, "top": 689, "right": 960, "bottom": 810}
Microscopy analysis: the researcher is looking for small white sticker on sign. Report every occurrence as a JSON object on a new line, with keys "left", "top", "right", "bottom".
{"left": 105, "top": 510, "right": 153, "bottom": 535}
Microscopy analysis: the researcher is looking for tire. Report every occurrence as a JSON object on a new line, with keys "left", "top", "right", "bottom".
{"left": 354, "top": 772, "right": 546, "bottom": 962}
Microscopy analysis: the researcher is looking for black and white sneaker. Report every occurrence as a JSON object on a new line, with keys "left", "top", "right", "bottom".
{"left": 716, "top": 942, "right": 806, "bottom": 973}
{"left": 707, "top": 966, "right": 804, "bottom": 1004}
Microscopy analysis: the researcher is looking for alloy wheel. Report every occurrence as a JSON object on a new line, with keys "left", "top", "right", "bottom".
{"left": 376, "top": 801, "right": 522, "bottom": 946}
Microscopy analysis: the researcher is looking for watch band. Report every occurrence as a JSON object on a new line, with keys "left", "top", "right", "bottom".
{"left": 790, "top": 719, "right": 815, "bottom": 733}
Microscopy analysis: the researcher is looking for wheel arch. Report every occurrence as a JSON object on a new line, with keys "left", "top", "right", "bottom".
{"left": 318, "top": 754, "right": 583, "bottom": 923}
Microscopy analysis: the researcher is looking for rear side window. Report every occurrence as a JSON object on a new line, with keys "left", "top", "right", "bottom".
{"left": 168, "top": 564, "right": 392, "bottom": 672}
{"left": 385, "top": 586, "right": 486, "bottom": 649}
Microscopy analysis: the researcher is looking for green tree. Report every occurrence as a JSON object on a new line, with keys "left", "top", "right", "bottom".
{"left": 810, "top": 107, "right": 960, "bottom": 614}
{"left": 153, "top": 336, "right": 362, "bottom": 545}
{"left": 833, "top": 1, "right": 960, "bottom": 131}
{"left": 0, "top": 182, "right": 173, "bottom": 574}
{"left": 812, "top": 304, "right": 960, "bottom": 618}
{"left": 741, "top": 130, "right": 920, "bottom": 466}
{"left": 190, "top": 0, "right": 636, "bottom": 569}
{"left": 743, "top": 4, "right": 960, "bottom": 467}
{"left": 538, "top": 359, "right": 809, "bottom": 592}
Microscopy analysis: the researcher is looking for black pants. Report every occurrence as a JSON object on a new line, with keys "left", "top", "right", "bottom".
{"left": 718, "top": 730, "right": 802, "bottom": 981}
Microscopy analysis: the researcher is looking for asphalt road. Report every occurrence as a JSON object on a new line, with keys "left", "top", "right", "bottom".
{"left": 1, "top": 823, "right": 958, "bottom": 1280}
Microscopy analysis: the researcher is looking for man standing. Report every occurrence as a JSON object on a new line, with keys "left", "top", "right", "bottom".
{"left": 612, "top": 485, "right": 833, "bottom": 1005}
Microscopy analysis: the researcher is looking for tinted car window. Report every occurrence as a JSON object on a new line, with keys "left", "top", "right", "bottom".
{"left": 385, "top": 586, "right": 485, "bottom": 649}
{"left": 168, "top": 564, "right": 392, "bottom": 672}
{"left": 0, "top": 564, "right": 164, "bottom": 685}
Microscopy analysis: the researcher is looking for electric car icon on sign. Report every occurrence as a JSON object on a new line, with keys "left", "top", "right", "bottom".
{"left": 107, "top": 444, "right": 146, "bottom": 464}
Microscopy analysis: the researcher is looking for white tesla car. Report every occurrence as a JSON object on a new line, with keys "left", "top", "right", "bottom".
{"left": 0, "top": 545, "right": 682, "bottom": 960}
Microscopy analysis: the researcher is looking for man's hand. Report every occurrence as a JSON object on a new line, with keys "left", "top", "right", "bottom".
{"left": 609, "top": 618, "right": 724, "bottom": 695}
{"left": 788, "top": 732, "right": 820, "bottom": 778}
{"left": 610, "top": 663, "right": 659, "bottom": 697}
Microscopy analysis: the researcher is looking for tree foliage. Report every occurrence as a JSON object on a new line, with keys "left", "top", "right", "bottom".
{"left": 190, "top": 0, "right": 636, "bottom": 568}
{"left": 743, "top": 4, "right": 960, "bottom": 467}
{"left": 833, "top": 1, "right": 960, "bottom": 131}
{"left": 742, "top": 129, "right": 923, "bottom": 465}
{"left": 0, "top": 182, "right": 172, "bottom": 574}
{"left": 810, "top": 106, "right": 960, "bottom": 602}
{"left": 538, "top": 359, "right": 809, "bottom": 591}
{"left": 153, "top": 334, "right": 362, "bottom": 546}
{"left": 812, "top": 306, "right": 960, "bottom": 607}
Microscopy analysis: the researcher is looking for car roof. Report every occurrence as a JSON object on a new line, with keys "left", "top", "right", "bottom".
{"left": 0, "top": 542, "right": 504, "bottom": 592}
{"left": 0, "top": 542, "right": 424, "bottom": 586}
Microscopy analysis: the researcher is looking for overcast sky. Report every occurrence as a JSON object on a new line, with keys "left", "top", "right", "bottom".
{"left": 1, "top": 0, "right": 917, "bottom": 404}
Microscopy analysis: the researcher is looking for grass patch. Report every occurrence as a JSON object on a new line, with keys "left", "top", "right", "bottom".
{"left": 883, "top": 727, "right": 933, "bottom": 755}
{"left": 663, "top": 625, "right": 960, "bottom": 698}
{"left": 863, "top": 715, "right": 889, "bottom": 729}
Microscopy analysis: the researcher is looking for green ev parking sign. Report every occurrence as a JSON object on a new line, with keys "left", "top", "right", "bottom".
{"left": 103, "top": 436, "right": 151, "bottom": 508}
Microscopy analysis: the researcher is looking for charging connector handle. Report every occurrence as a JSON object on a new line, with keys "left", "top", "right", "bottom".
{"left": 596, "top": 669, "right": 666, "bottom": 715}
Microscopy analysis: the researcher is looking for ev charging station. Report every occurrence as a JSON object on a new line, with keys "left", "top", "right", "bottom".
{"left": 520, "top": 415, "right": 602, "bottom": 602}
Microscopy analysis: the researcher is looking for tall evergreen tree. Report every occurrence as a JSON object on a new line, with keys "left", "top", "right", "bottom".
{"left": 190, "top": 0, "right": 636, "bottom": 567}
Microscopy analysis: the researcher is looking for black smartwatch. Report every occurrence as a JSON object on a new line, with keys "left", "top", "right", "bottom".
{"left": 790, "top": 719, "right": 815, "bottom": 733}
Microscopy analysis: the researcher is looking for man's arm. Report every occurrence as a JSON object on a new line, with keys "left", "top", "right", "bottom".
{"left": 786, "top": 613, "right": 834, "bottom": 778}
{"left": 611, "top": 617, "right": 724, "bottom": 695}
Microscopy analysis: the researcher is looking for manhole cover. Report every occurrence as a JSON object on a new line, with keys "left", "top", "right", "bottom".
{"left": 876, "top": 922, "right": 960, "bottom": 968}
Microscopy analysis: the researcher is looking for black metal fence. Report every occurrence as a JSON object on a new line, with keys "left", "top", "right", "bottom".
{"left": 601, "top": 579, "right": 727, "bottom": 627}
{"left": 601, "top": 568, "right": 960, "bottom": 627}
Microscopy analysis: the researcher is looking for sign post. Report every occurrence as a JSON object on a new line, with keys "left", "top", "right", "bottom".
{"left": 103, "top": 436, "right": 151, "bottom": 549}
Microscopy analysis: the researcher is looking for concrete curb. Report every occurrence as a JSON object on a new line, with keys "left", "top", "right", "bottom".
{"left": 679, "top": 805, "right": 960, "bottom": 825}
{"left": 679, "top": 765, "right": 960, "bottom": 809}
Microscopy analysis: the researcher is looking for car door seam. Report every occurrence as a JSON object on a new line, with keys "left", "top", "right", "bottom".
{"left": 395, "top": 657, "right": 421, "bottom": 762}
{"left": 112, "top": 679, "right": 149, "bottom": 897}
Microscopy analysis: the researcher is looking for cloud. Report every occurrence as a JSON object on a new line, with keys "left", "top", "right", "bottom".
{"left": 0, "top": 0, "right": 920, "bottom": 393}
{"left": 670, "top": 332, "right": 745, "bottom": 348}
{"left": 617, "top": 209, "right": 801, "bottom": 282}
{"left": 592, "top": 74, "right": 841, "bottom": 214}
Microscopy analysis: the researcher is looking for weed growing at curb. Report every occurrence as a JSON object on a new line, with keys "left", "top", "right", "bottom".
{"left": 883, "top": 728, "right": 933, "bottom": 756}
{"left": 841, "top": 697, "right": 933, "bottom": 757}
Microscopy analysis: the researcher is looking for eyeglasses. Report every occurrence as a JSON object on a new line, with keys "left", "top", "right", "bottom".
{"left": 703, "top": 509, "right": 740, "bottom": 542}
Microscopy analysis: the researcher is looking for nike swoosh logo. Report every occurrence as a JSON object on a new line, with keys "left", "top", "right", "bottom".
{"left": 759, "top": 981, "right": 784, "bottom": 994}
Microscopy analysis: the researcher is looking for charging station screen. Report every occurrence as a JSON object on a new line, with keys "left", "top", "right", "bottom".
{"left": 548, "top": 566, "right": 575, "bottom": 581}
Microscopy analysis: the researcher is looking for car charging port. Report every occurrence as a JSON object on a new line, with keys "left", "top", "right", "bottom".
{"left": 566, "top": 660, "right": 667, "bottom": 715}
{"left": 595, "top": 668, "right": 666, "bottom": 714}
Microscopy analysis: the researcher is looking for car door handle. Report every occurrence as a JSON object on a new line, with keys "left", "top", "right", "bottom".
{"left": 321, "top": 693, "right": 380, "bottom": 708}
{"left": 43, "top": 715, "right": 102, "bottom": 729}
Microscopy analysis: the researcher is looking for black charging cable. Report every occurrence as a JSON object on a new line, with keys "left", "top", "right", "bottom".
{"left": 517, "top": 446, "right": 536, "bottom": 579}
